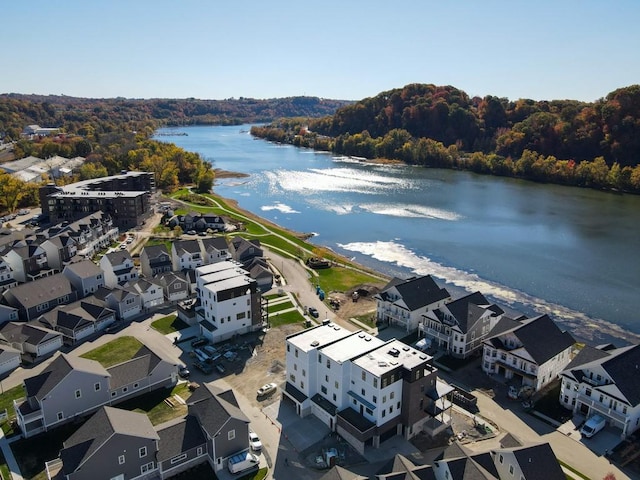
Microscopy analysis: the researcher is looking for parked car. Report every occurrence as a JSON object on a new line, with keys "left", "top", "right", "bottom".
{"left": 581, "top": 414, "right": 606, "bottom": 438}
{"left": 187, "top": 230, "right": 197, "bottom": 235}
{"left": 308, "top": 307, "right": 319, "bottom": 318}
{"left": 249, "top": 431, "right": 262, "bottom": 451}
{"left": 507, "top": 385, "right": 519, "bottom": 400}
{"left": 191, "top": 338, "right": 208, "bottom": 348}
{"left": 179, "top": 367, "right": 190, "bottom": 379}
{"left": 257, "top": 382, "right": 277, "bottom": 397}
{"left": 193, "top": 348, "right": 210, "bottom": 363}
{"left": 203, "top": 345, "right": 218, "bottom": 356}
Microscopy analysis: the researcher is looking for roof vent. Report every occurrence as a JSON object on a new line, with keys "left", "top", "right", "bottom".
{"left": 364, "top": 337, "right": 371, "bottom": 342}
{"left": 402, "top": 347, "right": 410, "bottom": 351}
{"left": 333, "top": 326, "right": 340, "bottom": 331}
{"left": 310, "top": 340, "right": 320, "bottom": 347}
{"left": 358, "top": 333, "right": 365, "bottom": 338}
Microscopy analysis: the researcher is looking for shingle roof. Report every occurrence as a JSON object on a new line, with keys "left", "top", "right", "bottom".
{"left": 599, "top": 345, "right": 640, "bottom": 406}
{"left": 441, "top": 291, "right": 490, "bottom": 333}
{"left": 61, "top": 406, "right": 158, "bottom": 475}
{"left": 23, "top": 353, "right": 108, "bottom": 400}
{"left": 201, "top": 237, "right": 229, "bottom": 251}
{"left": 142, "top": 244, "right": 170, "bottom": 259}
{"left": 511, "top": 443, "right": 565, "bottom": 480}
{"left": 107, "top": 345, "right": 163, "bottom": 389}
{"left": 63, "top": 259, "right": 102, "bottom": 278}
{"left": 384, "top": 275, "right": 450, "bottom": 311}
{"left": 6, "top": 273, "right": 74, "bottom": 308}
{"left": 375, "top": 454, "right": 418, "bottom": 475}
{"left": 156, "top": 415, "right": 206, "bottom": 462}
{"left": 0, "top": 322, "right": 61, "bottom": 348}
{"left": 104, "top": 250, "right": 133, "bottom": 265}
{"left": 173, "top": 239, "right": 201, "bottom": 254}
{"left": 513, "top": 315, "right": 575, "bottom": 364}
{"left": 187, "top": 384, "right": 248, "bottom": 437}
{"left": 319, "top": 466, "right": 368, "bottom": 480}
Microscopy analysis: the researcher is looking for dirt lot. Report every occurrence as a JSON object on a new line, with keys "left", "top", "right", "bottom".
{"left": 222, "top": 295, "right": 377, "bottom": 409}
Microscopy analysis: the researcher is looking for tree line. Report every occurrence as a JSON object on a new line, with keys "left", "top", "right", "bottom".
{"left": 251, "top": 83, "right": 640, "bottom": 192}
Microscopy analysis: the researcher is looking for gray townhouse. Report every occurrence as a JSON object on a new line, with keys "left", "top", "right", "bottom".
{"left": 37, "top": 297, "right": 117, "bottom": 345}
{"left": 49, "top": 406, "right": 160, "bottom": 480}
{"left": 155, "top": 271, "right": 190, "bottom": 303}
{"left": 47, "top": 383, "right": 250, "bottom": 479}
{"left": 100, "top": 251, "right": 138, "bottom": 288}
{"left": 0, "top": 322, "right": 63, "bottom": 362}
{"left": 139, "top": 244, "right": 172, "bottom": 278}
{"left": 230, "top": 237, "right": 263, "bottom": 267}
{"left": 3, "top": 273, "right": 78, "bottom": 321}
{"left": 16, "top": 344, "right": 179, "bottom": 438}
{"left": 62, "top": 260, "right": 105, "bottom": 298}
{"left": 0, "top": 304, "right": 19, "bottom": 325}
{"left": 0, "top": 345, "right": 21, "bottom": 376}
{"left": 39, "top": 235, "right": 78, "bottom": 270}
{"left": 171, "top": 239, "right": 204, "bottom": 271}
{"left": 0, "top": 241, "right": 54, "bottom": 282}
{"left": 46, "top": 211, "right": 119, "bottom": 258}
{"left": 0, "top": 258, "right": 17, "bottom": 294}
{"left": 201, "top": 236, "right": 230, "bottom": 264}
{"left": 94, "top": 286, "right": 142, "bottom": 321}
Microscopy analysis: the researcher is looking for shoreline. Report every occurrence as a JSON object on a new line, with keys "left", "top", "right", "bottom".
{"left": 205, "top": 185, "right": 639, "bottom": 347}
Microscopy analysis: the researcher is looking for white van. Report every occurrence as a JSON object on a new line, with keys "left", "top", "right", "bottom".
{"left": 228, "top": 451, "right": 259, "bottom": 474}
{"left": 580, "top": 414, "right": 606, "bottom": 438}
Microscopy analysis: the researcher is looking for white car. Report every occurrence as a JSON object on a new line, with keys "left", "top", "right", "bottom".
{"left": 257, "top": 382, "right": 277, "bottom": 397}
{"left": 249, "top": 431, "right": 262, "bottom": 451}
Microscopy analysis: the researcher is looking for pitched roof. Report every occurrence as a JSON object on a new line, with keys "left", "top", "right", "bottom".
{"left": 319, "top": 465, "right": 368, "bottom": 480}
{"left": 187, "top": 384, "right": 248, "bottom": 437}
{"left": 513, "top": 315, "right": 575, "bottom": 364}
{"left": 107, "top": 345, "right": 164, "bottom": 389}
{"left": 510, "top": 443, "right": 565, "bottom": 480}
{"left": 201, "top": 236, "right": 229, "bottom": 251}
{"left": 61, "top": 406, "right": 158, "bottom": 475}
{"left": 0, "top": 322, "right": 61, "bottom": 348}
{"left": 156, "top": 415, "right": 206, "bottom": 462}
{"left": 599, "top": 345, "right": 640, "bottom": 406}
{"left": 23, "top": 353, "right": 108, "bottom": 399}
{"left": 382, "top": 275, "right": 450, "bottom": 311}
{"left": 5, "top": 273, "right": 74, "bottom": 308}
{"left": 142, "top": 244, "right": 170, "bottom": 259}
{"left": 439, "top": 291, "right": 491, "bottom": 333}
{"left": 375, "top": 454, "right": 418, "bottom": 475}
{"left": 173, "top": 239, "right": 201, "bottom": 255}
{"left": 63, "top": 259, "right": 102, "bottom": 278}
{"left": 104, "top": 250, "right": 133, "bottom": 265}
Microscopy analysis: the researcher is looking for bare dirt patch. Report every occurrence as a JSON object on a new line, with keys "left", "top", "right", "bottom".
{"left": 223, "top": 323, "right": 303, "bottom": 409}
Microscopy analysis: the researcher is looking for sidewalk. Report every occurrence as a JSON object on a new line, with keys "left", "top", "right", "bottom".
{"left": 0, "top": 429, "right": 23, "bottom": 480}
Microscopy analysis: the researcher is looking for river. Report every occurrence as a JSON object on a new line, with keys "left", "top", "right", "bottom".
{"left": 155, "top": 125, "right": 640, "bottom": 345}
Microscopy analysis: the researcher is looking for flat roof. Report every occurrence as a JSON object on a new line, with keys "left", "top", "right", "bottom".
{"left": 196, "top": 261, "right": 244, "bottom": 277}
{"left": 202, "top": 275, "right": 253, "bottom": 294}
{"left": 320, "top": 331, "right": 384, "bottom": 364}
{"left": 287, "top": 323, "right": 355, "bottom": 353}
{"left": 353, "top": 339, "right": 431, "bottom": 376}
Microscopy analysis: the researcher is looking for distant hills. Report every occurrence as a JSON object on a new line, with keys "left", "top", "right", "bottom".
{"left": 0, "top": 94, "right": 353, "bottom": 140}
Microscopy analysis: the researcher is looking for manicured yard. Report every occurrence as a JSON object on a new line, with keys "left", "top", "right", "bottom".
{"left": 151, "top": 314, "right": 189, "bottom": 334}
{"left": 267, "top": 301, "right": 294, "bottom": 314}
{"left": 532, "top": 382, "right": 572, "bottom": 423}
{"left": 240, "top": 467, "right": 268, "bottom": 480}
{"left": 315, "top": 265, "right": 383, "bottom": 293}
{"left": 264, "top": 293, "right": 287, "bottom": 301}
{"left": 0, "top": 384, "right": 27, "bottom": 434}
{"left": 116, "top": 383, "right": 191, "bottom": 426}
{"left": 80, "top": 336, "right": 143, "bottom": 368}
{"left": 269, "top": 310, "right": 306, "bottom": 328}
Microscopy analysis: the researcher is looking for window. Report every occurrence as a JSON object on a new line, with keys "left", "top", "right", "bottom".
{"left": 382, "top": 410, "right": 386, "bottom": 418}
{"left": 321, "top": 385, "right": 327, "bottom": 394}
{"left": 390, "top": 392, "right": 395, "bottom": 400}
{"left": 499, "top": 454, "right": 503, "bottom": 464}
{"left": 302, "top": 369, "right": 306, "bottom": 377}
{"left": 237, "top": 312, "right": 246, "bottom": 320}
{"left": 361, "top": 388, "right": 365, "bottom": 396}
{"left": 362, "top": 371, "right": 366, "bottom": 381}
{"left": 373, "top": 396, "right": 377, "bottom": 404}
{"left": 294, "top": 364, "right": 297, "bottom": 371}
{"left": 325, "top": 375, "right": 329, "bottom": 382}
{"left": 383, "top": 396, "right": 387, "bottom": 403}
{"left": 373, "top": 378, "right": 378, "bottom": 388}
{"left": 287, "top": 344, "right": 290, "bottom": 352}
{"left": 295, "top": 349, "right": 298, "bottom": 358}
{"left": 141, "top": 462, "right": 154, "bottom": 473}
{"left": 300, "top": 381, "right": 304, "bottom": 389}
{"left": 335, "top": 381, "right": 339, "bottom": 389}
{"left": 94, "top": 383, "right": 101, "bottom": 391}
{"left": 111, "top": 391, "right": 117, "bottom": 397}
{"left": 119, "top": 455, "right": 125, "bottom": 465}
{"left": 171, "top": 454, "right": 187, "bottom": 464}
{"left": 333, "top": 393, "right": 337, "bottom": 401}
{"left": 57, "top": 412, "right": 64, "bottom": 421}
{"left": 197, "top": 447, "right": 203, "bottom": 456}
{"left": 509, "top": 465, "right": 514, "bottom": 475}
{"left": 326, "top": 359, "right": 330, "bottom": 369}
{"left": 139, "top": 446, "right": 147, "bottom": 458}
{"left": 228, "top": 429, "right": 236, "bottom": 440}
{"left": 289, "top": 374, "right": 296, "bottom": 383}
{"left": 122, "top": 387, "right": 128, "bottom": 393}
{"left": 75, "top": 389, "right": 82, "bottom": 399}
{"left": 389, "top": 405, "right": 393, "bottom": 413}
{"left": 365, "top": 407, "right": 373, "bottom": 415}
{"left": 134, "top": 383, "right": 139, "bottom": 389}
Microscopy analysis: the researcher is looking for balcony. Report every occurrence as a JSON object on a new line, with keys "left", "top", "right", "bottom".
{"left": 576, "top": 393, "right": 627, "bottom": 424}
{"left": 45, "top": 458, "right": 63, "bottom": 480}
{"left": 34, "top": 256, "right": 48, "bottom": 266}
{"left": 14, "top": 398, "right": 44, "bottom": 424}
{"left": 493, "top": 357, "right": 537, "bottom": 378}
{"left": 423, "top": 327, "right": 450, "bottom": 343}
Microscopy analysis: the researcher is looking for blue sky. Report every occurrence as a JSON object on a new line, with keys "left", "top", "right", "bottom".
{"left": 2, "top": 0, "right": 639, "bottom": 102}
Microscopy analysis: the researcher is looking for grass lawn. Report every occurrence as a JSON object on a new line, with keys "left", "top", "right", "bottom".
{"left": 0, "top": 384, "right": 27, "bottom": 436}
{"left": 264, "top": 293, "right": 287, "bottom": 301}
{"left": 80, "top": 336, "right": 143, "bottom": 368}
{"left": 144, "top": 237, "right": 174, "bottom": 252}
{"left": 116, "top": 383, "right": 191, "bottom": 426}
{"left": 240, "top": 467, "right": 268, "bottom": 480}
{"left": 151, "top": 314, "right": 189, "bottom": 334}
{"left": 269, "top": 310, "right": 305, "bottom": 328}
{"left": 315, "top": 265, "right": 384, "bottom": 293}
{"left": 0, "top": 448, "right": 10, "bottom": 480}
{"left": 352, "top": 312, "right": 376, "bottom": 326}
{"left": 267, "top": 301, "right": 294, "bottom": 314}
